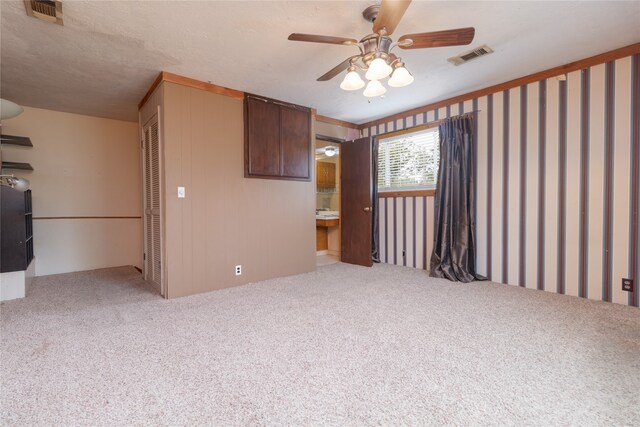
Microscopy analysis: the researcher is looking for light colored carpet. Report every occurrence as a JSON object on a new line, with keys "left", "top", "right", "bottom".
{"left": 1, "top": 263, "right": 639, "bottom": 426}
{"left": 316, "top": 254, "right": 340, "bottom": 267}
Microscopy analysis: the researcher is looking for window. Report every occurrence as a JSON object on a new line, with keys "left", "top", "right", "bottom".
{"left": 377, "top": 127, "right": 440, "bottom": 191}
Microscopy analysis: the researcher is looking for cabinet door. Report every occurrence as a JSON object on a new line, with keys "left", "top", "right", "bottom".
{"left": 0, "top": 186, "right": 27, "bottom": 273}
{"left": 317, "top": 161, "right": 327, "bottom": 188}
{"left": 245, "top": 97, "right": 280, "bottom": 177}
{"left": 281, "top": 105, "right": 311, "bottom": 179}
{"left": 326, "top": 162, "right": 336, "bottom": 188}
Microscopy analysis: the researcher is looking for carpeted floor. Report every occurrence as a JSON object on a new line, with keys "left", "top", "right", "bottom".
{"left": 1, "top": 263, "right": 639, "bottom": 426}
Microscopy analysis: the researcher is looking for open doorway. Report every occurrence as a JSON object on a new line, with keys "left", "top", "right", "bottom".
{"left": 315, "top": 135, "right": 342, "bottom": 266}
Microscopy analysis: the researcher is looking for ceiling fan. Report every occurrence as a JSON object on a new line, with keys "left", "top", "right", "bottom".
{"left": 288, "top": 0, "right": 475, "bottom": 97}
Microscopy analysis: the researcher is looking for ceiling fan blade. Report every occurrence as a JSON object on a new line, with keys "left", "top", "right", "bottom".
{"left": 317, "top": 55, "right": 360, "bottom": 81}
{"left": 372, "top": 0, "right": 412, "bottom": 35}
{"left": 288, "top": 33, "right": 358, "bottom": 46}
{"left": 398, "top": 27, "right": 475, "bottom": 49}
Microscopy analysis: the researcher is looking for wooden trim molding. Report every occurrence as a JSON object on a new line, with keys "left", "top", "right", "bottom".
{"left": 163, "top": 72, "right": 244, "bottom": 100}
{"left": 378, "top": 189, "right": 436, "bottom": 198}
{"left": 316, "top": 134, "right": 345, "bottom": 144}
{"left": 139, "top": 71, "right": 244, "bottom": 109}
{"left": 34, "top": 216, "right": 142, "bottom": 220}
{"left": 315, "top": 114, "right": 359, "bottom": 130}
{"left": 359, "top": 43, "right": 640, "bottom": 129}
{"left": 138, "top": 72, "right": 164, "bottom": 109}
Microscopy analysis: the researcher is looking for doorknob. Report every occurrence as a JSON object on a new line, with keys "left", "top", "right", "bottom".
{"left": 363, "top": 207, "right": 371, "bottom": 212}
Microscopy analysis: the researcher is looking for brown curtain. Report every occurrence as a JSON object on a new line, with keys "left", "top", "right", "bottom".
{"left": 372, "top": 137, "right": 380, "bottom": 263}
{"left": 430, "top": 114, "right": 484, "bottom": 282}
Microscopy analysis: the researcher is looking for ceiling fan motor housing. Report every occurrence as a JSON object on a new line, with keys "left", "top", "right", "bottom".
{"left": 362, "top": 5, "right": 380, "bottom": 23}
{"left": 360, "top": 34, "right": 392, "bottom": 67}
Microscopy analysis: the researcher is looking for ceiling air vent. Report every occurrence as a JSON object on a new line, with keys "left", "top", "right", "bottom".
{"left": 447, "top": 45, "right": 493, "bottom": 66}
{"left": 23, "top": 0, "right": 63, "bottom": 25}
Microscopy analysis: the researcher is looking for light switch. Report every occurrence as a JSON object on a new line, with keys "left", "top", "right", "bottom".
{"left": 177, "top": 187, "right": 185, "bottom": 198}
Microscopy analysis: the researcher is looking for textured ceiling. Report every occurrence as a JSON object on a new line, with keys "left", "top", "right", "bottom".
{"left": 1, "top": 1, "right": 639, "bottom": 124}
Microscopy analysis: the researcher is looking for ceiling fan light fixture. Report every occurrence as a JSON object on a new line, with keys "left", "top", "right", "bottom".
{"left": 0, "top": 99, "right": 24, "bottom": 120}
{"left": 365, "top": 57, "right": 393, "bottom": 81}
{"left": 388, "top": 64, "right": 414, "bottom": 87}
{"left": 0, "top": 174, "right": 30, "bottom": 192}
{"left": 363, "top": 79, "right": 387, "bottom": 97}
{"left": 340, "top": 67, "right": 365, "bottom": 91}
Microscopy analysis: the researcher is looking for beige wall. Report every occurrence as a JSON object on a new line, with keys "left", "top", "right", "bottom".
{"left": 156, "top": 82, "right": 316, "bottom": 298}
{"left": 315, "top": 121, "right": 358, "bottom": 140}
{"left": 1, "top": 107, "right": 141, "bottom": 276}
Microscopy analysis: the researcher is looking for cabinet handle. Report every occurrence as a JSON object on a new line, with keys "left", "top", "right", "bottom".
{"left": 363, "top": 207, "right": 371, "bottom": 212}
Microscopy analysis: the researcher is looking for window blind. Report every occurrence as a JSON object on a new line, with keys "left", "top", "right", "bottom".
{"left": 378, "top": 128, "right": 440, "bottom": 190}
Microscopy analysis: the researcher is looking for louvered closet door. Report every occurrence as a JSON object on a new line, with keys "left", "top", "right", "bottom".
{"left": 142, "top": 116, "right": 163, "bottom": 295}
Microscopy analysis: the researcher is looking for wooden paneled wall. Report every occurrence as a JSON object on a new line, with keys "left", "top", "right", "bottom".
{"left": 158, "top": 82, "right": 316, "bottom": 298}
{"left": 369, "top": 54, "right": 639, "bottom": 307}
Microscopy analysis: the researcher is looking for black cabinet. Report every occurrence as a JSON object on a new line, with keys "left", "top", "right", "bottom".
{"left": 1, "top": 187, "right": 33, "bottom": 273}
{"left": 244, "top": 94, "right": 312, "bottom": 181}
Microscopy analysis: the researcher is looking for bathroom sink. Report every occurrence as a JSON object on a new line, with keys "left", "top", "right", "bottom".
{"left": 316, "top": 215, "right": 339, "bottom": 220}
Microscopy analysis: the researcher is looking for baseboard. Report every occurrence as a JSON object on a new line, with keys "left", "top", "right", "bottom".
{"left": 316, "top": 250, "right": 329, "bottom": 256}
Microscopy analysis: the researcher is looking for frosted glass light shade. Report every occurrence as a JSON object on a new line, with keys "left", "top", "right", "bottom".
{"left": 324, "top": 146, "right": 337, "bottom": 157}
{"left": 365, "top": 57, "right": 392, "bottom": 81}
{"left": 12, "top": 177, "right": 30, "bottom": 192}
{"left": 0, "top": 175, "right": 30, "bottom": 192}
{"left": 340, "top": 70, "right": 365, "bottom": 91}
{"left": 0, "top": 99, "right": 24, "bottom": 120}
{"left": 363, "top": 80, "right": 387, "bottom": 97}
{"left": 388, "top": 66, "right": 414, "bottom": 87}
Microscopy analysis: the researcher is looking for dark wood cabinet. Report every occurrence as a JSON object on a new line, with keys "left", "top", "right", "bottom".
{"left": 316, "top": 161, "right": 336, "bottom": 190}
{"left": 244, "top": 94, "right": 311, "bottom": 181}
{"left": 1, "top": 187, "right": 33, "bottom": 273}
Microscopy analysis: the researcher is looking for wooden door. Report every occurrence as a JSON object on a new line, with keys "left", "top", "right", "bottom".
{"left": 142, "top": 115, "right": 163, "bottom": 295}
{"left": 340, "top": 137, "right": 373, "bottom": 267}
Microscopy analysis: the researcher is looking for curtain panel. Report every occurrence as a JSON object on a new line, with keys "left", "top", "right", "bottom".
{"left": 430, "top": 114, "right": 483, "bottom": 282}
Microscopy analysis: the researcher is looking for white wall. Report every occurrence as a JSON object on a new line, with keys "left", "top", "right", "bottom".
{"left": 1, "top": 106, "right": 142, "bottom": 276}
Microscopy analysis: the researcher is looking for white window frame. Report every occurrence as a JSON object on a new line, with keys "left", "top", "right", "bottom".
{"left": 377, "top": 126, "right": 440, "bottom": 194}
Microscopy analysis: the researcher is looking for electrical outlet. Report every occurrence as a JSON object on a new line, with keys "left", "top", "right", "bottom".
{"left": 235, "top": 265, "right": 242, "bottom": 276}
{"left": 622, "top": 278, "right": 634, "bottom": 292}
{"left": 177, "top": 187, "right": 185, "bottom": 198}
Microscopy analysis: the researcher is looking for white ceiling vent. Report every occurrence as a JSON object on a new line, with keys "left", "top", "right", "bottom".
{"left": 23, "top": 0, "right": 63, "bottom": 25}
{"left": 447, "top": 45, "right": 493, "bottom": 66}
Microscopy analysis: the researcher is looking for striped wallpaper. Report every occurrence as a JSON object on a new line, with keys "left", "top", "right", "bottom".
{"left": 366, "top": 54, "right": 639, "bottom": 307}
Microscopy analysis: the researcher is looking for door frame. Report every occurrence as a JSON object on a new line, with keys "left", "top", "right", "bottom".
{"left": 315, "top": 134, "right": 344, "bottom": 259}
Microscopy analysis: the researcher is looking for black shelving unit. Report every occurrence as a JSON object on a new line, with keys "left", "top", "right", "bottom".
{"left": 1, "top": 134, "right": 33, "bottom": 147}
{"left": 1, "top": 161, "right": 34, "bottom": 171}
{"left": 1, "top": 187, "right": 34, "bottom": 273}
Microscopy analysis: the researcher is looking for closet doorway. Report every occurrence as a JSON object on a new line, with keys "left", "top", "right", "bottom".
{"left": 141, "top": 114, "right": 164, "bottom": 295}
